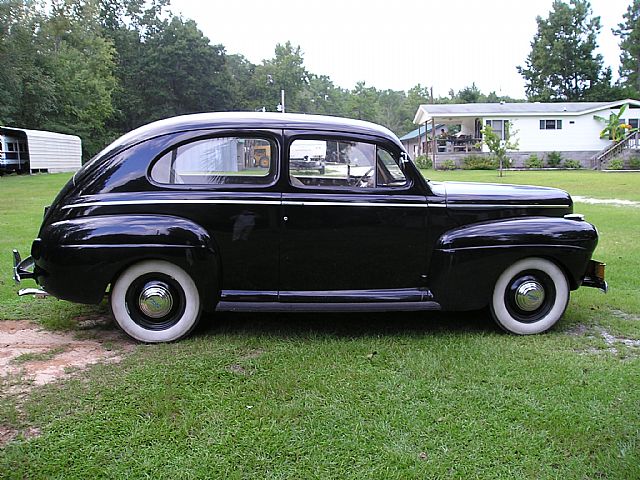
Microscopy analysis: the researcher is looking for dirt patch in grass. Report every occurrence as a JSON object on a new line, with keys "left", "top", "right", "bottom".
{"left": 567, "top": 323, "right": 640, "bottom": 358}
{"left": 573, "top": 196, "right": 640, "bottom": 208}
{"left": 0, "top": 317, "right": 136, "bottom": 393}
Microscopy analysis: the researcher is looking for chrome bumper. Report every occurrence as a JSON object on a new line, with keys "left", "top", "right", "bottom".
{"left": 12, "top": 249, "right": 49, "bottom": 297}
{"left": 582, "top": 260, "right": 608, "bottom": 293}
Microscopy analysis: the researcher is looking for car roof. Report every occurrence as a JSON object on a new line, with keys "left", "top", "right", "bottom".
{"left": 94, "top": 112, "right": 402, "bottom": 162}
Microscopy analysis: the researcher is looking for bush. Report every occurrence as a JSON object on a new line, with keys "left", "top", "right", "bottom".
{"left": 414, "top": 155, "right": 432, "bottom": 169}
{"left": 563, "top": 159, "right": 582, "bottom": 169}
{"left": 546, "top": 151, "right": 563, "bottom": 167}
{"left": 438, "top": 159, "right": 457, "bottom": 170}
{"left": 606, "top": 158, "right": 624, "bottom": 170}
{"left": 629, "top": 156, "right": 640, "bottom": 170}
{"left": 524, "top": 154, "right": 544, "bottom": 169}
{"left": 461, "top": 154, "right": 497, "bottom": 170}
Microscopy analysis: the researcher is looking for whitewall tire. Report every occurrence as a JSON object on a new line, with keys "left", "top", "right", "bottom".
{"left": 110, "top": 260, "right": 201, "bottom": 343}
{"left": 490, "top": 257, "right": 569, "bottom": 335}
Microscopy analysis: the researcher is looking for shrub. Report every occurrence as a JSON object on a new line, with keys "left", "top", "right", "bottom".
{"left": 524, "top": 154, "right": 544, "bottom": 169}
{"left": 414, "top": 154, "right": 432, "bottom": 169}
{"left": 563, "top": 159, "right": 582, "bottom": 169}
{"left": 438, "top": 159, "right": 457, "bottom": 170}
{"left": 461, "top": 154, "right": 497, "bottom": 170}
{"left": 629, "top": 156, "right": 640, "bottom": 170}
{"left": 546, "top": 151, "right": 563, "bottom": 167}
{"left": 606, "top": 158, "right": 624, "bottom": 170}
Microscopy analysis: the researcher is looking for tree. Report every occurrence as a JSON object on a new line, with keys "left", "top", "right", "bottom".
{"left": 480, "top": 122, "right": 519, "bottom": 177}
{"left": 517, "top": 0, "right": 611, "bottom": 101}
{"left": 614, "top": 0, "right": 640, "bottom": 97}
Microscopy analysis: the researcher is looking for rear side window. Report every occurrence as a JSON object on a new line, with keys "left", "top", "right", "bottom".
{"left": 151, "top": 137, "right": 275, "bottom": 185}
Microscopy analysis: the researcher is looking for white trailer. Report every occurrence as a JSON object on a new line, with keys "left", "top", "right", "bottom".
{"left": 0, "top": 127, "right": 82, "bottom": 173}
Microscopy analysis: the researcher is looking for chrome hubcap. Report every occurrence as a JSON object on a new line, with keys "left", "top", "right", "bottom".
{"left": 514, "top": 280, "right": 545, "bottom": 312}
{"left": 138, "top": 282, "right": 173, "bottom": 318}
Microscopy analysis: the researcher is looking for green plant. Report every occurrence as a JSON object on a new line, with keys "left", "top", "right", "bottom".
{"left": 629, "top": 156, "right": 640, "bottom": 170}
{"left": 563, "top": 159, "right": 582, "bottom": 169}
{"left": 594, "top": 104, "right": 636, "bottom": 141}
{"left": 524, "top": 154, "right": 544, "bottom": 169}
{"left": 546, "top": 151, "right": 563, "bottom": 167}
{"left": 461, "top": 154, "right": 497, "bottom": 170}
{"left": 479, "top": 122, "right": 519, "bottom": 177}
{"left": 414, "top": 154, "right": 432, "bottom": 169}
{"left": 607, "top": 158, "right": 624, "bottom": 170}
{"left": 438, "top": 159, "right": 457, "bottom": 170}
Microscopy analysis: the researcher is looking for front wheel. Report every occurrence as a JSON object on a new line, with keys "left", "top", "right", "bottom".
{"left": 490, "top": 257, "right": 569, "bottom": 335}
{"left": 110, "top": 260, "right": 201, "bottom": 343}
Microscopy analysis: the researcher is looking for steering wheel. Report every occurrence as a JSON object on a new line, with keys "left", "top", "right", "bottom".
{"left": 350, "top": 166, "right": 374, "bottom": 187}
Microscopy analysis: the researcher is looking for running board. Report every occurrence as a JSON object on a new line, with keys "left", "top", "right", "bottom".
{"left": 216, "top": 301, "right": 441, "bottom": 313}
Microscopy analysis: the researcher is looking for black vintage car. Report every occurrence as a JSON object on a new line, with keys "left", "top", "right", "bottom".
{"left": 13, "top": 113, "right": 606, "bottom": 343}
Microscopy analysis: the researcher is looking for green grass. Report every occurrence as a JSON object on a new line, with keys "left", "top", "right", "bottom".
{"left": 0, "top": 171, "right": 639, "bottom": 479}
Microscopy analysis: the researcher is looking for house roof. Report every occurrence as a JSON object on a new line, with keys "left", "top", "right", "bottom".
{"left": 414, "top": 99, "right": 640, "bottom": 124}
{"left": 399, "top": 123, "right": 443, "bottom": 141}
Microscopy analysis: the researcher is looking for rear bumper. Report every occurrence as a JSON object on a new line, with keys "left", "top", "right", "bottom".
{"left": 12, "top": 249, "right": 49, "bottom": 297}
{"left": 582, "top": 260, "right": 608, "bottom": 293}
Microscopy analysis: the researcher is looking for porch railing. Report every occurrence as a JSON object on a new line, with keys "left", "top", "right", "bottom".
{"left": 591, "top": 131, "right": 640, "bottom": 170}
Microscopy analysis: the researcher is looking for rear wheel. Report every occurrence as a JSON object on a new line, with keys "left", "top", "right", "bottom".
{"left": 110, "top": 260, "right": 201, "bottom": 343}
{"left": 490, "top": 257, "right": 569, "bottom": 334}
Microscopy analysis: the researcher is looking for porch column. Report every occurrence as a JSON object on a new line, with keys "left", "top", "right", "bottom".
{"left": 431, "top": 118, "right": 436, "bottom": 169}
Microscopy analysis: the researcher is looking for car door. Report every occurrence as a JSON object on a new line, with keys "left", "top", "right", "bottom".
{"left": 148, "top": 132, "right": 282, "bottom": 299}
{"left": 279, "top": 132, "right": 429, "bottom": 299}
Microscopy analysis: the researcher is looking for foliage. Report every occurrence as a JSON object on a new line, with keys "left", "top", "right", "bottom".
{"left": 563, "top": 159, "right": 582, "bottom": 169}
{"left": 613, "top": 0, "right": 640, "bottom": 97}
{"left": 414, "top": 155, "right": 432, "bottom": 170}
{"left": 525, "top": 154, "right": 544, "bottom": 169}
{"left": 606, "top": 158, "right": 623, "bottom": 170}
{"left": 438, "top": 159, "right": 457, "bottom": 170}
{"left": 517, "top": 0, "right": 612, "bottom": 101}
{"left": 594, "top": 104, "right": 635, "bottom": 141}
{"left": 630, "top": 156, "right": 640, "bottom": 169}
{"left": 479, "top": 122, "right": 518, "bottom": 176}
{"left": 546, "top": 151, "right": 564, "bottom": 168}
{"left": 462, "top": 154, "right": 498, "bottom": 170}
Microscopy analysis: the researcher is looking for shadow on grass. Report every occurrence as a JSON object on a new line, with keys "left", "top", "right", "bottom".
{"left": 193, "top": 309, "right": 500, "bottom": 340}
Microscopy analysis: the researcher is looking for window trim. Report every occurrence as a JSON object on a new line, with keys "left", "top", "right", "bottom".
{"left": 539, "top": 119, "right": 562, "bottom": 130}
{"left": 147, "top": 132, "right": 280, "bottom": 190}
{"left": 285, "top": 134, "right": 411, "bottom": 193}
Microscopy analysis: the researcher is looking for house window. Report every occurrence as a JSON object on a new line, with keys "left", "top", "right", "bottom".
{"left": 540, "top": 119, "right": 562, "bottom": 130}
{"left": 485, "top": 120, "right": 508, "bottom": 140}
{"left": 630, "top": 119, "right": 639, "bottom": 129}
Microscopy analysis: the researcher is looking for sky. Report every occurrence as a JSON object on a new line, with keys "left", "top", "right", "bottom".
{"left": 170, "top": 0, "right": 632, "bottom": 99}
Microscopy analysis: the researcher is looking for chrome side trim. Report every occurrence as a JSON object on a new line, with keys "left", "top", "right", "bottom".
{"left": 62, "top": 199, "right": 443, "bottom": 209}
{"left": 447, "top": 204, "right": 570, "bottom": 209}
{"left": 282, "top": 201, "right": 431, "bottom": 208}
{"left": 62, "top": 199, "right": 282, "bottom": 209}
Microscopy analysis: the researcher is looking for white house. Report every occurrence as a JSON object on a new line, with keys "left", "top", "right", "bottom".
{"left": 0, "top": 127, "right": 82, "bottom": 173}
{"left": 398, "top": 123, "right": 443, "bottom": 159}
{"left": 412, "top": 99, "right": 640, "bottom": 167}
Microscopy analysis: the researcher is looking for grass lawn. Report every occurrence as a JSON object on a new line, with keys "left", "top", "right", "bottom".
{"left": 0, "top": 171, "right": 639, "bottom": 479}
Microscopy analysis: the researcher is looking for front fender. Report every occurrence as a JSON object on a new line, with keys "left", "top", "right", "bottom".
{"left": 34, "top": 214, "right": 220, "bottom": 309}
{"left": 428, "top": 217, "right": 598, "bottom": 310}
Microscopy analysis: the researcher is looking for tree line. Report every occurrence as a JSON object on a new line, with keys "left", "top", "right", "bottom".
{"left": 1, "top": 0, "right": 638, "bottom": 159}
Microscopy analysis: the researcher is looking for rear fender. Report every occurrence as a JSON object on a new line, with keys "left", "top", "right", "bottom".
{"left": 34, "top": 214, "right": 220, "bottom": 310}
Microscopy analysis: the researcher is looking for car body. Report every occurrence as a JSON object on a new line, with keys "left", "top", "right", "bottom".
{"left": 13, "top": 112, "right": 607, "bottom": 342}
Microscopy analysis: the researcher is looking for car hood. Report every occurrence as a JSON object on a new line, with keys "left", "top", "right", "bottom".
{"left": 429, "top": 181, "right": 572, "bottom": 209}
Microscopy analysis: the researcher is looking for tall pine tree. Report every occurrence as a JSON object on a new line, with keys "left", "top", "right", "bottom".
{"left": 517, "top": 0, "right": 612, "bottom": 102}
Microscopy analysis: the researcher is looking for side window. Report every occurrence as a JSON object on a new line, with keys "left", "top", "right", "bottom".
{"left": 151, "top": 137, "right": 275, "bottom": 185}
{"left": 376, "top": 148, "right": 407, "bottom": 187}
{"left": 288, "top": 138, "right": 406, "bottom": 189}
